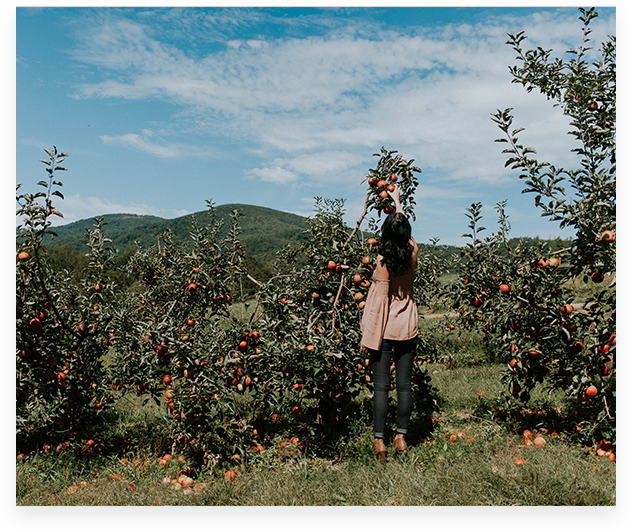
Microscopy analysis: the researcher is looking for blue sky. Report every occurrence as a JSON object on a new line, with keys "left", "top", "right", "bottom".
{"left": 13, "top": 4, "right": 617, "bottom": 246}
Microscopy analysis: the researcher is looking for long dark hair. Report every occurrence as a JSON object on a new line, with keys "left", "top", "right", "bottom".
{"left": 379, "top": 212, "right": 413, "bottom": 276}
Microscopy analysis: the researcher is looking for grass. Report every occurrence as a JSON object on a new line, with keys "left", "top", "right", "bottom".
{"left": 15, "top": 361, "right": 616, "bottom": 507}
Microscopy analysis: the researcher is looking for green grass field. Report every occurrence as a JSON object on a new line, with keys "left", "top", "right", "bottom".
{"left": 16, "top": 358, "right": 616, "bottom": 508}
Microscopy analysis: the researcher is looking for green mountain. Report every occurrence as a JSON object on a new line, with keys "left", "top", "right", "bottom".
{"left": 43, "top": 204, "right": 309, "bottom": 267}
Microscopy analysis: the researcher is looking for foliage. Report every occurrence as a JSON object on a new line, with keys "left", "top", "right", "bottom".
{"left": 454, "top": 7, "right": 616, "bottom": 445}
{"left": 16, "top": 148, "right": 115, "bottom": 450}
{"left": 362, "top": 146, "right": 420, "bottom": 227}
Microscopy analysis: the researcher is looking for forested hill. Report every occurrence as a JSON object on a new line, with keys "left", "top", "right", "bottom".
{"left": 38, "top": 203, "right": 568, "bottom": 274}
{"left": 41, "top": 204, "right": 310, "bottom": 267}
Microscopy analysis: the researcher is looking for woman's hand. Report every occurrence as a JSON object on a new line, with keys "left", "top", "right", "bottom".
{"left": 387, "top": 184, "right": 404, "bottom": 214}
{"left": 360, "top": 344, "right": 369, "bottom": 354}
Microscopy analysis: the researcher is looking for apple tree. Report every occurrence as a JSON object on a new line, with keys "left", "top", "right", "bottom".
{"left": 16, "top": 148, "right": 116, "bottom": 451}
{"left": 486, "top": 7, "right": 615, "bottom": 444}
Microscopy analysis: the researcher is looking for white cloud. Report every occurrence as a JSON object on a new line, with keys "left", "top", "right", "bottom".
{"left": 69, "top": 8, "right": 614, "bottom": 192}
{"left": 50, "top": 194, "right": 191, "bottom": 225}
{"left": 100, "top": 131, "right": 213, "bottom": 158}
{"left": 246, "top": 166, "right": 299, "bottom": 184}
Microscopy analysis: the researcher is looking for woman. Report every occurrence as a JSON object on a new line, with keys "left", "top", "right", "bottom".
{"left": 360, "top": 184, "right": 418, "bottom": 463}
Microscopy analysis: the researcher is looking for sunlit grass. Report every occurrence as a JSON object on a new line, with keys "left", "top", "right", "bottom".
{"left": 16, "top": 361, "right": 615, "bottom": 506}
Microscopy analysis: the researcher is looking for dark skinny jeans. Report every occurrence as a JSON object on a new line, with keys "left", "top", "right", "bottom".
{"left": 371, "top": 337, "right": 417, "bottom": 439}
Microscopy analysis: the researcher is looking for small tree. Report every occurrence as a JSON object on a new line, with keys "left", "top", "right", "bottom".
{"left": 16, "top": 148, "right": 115, "bottom": 450}
{"left": 489, "top": 7, "right": 615, "bottom": 445}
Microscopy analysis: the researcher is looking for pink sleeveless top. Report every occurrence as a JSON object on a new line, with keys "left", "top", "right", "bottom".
{"left": 360, "top": 268, "right": 418, "bottom": 351}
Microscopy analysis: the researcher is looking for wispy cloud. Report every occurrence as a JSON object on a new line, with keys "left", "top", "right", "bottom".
{"left": 100, "top": 130, "right": 213, "bottom": 158}
{"left": 246, "top": 151, "right": 366, "bottom": 186}
{"left": 68, "top": 8, "right": 615, "bottom": 191}
{"left": 51, "top": 194, "right": 191, "bottom": 225}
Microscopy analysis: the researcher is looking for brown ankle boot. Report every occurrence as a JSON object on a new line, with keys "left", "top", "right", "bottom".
{"left": 374, "top": 438, "right": 387, "bottom": 464}
{"left": 393, "top": 434, "right": 407, "bottom": 456}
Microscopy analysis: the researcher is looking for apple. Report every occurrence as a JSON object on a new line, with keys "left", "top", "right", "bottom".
{"left": 585, "top": 385, "right": 598, "bottom": 397}
{"left": 500, "top": 284, "right": 510, "bottom": 294}
{"left": 327, "top": 260, "right": 337, "bottom": 270}
{"left": 353, "top": 274, "right": 362, "bottom": 284}
{"left": 18, "top": 251, "right": 30, "bottom": 261}
{"left": 163, "top": 375, "right": 172, "bottom": 385}
{"left": 377, "top": 180, "right": 387, "bottom": 189}
{"left": 362, "top": 256, "right": 371, "bottom": 264}
{"left": 601, "top": 230, "right": 615, "bottom": 243}
{"left": 561, "top": 304, "right": 574, "bottom": 315}
{"left": 187, "top": 319, "right": 195, "bottom": 326}
{"left": 367, "top": 238, "right": 377, "bottom": 246}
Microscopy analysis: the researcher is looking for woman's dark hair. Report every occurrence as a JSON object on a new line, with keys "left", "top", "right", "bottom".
{"left": 379, "top": 212, "right": 413, "bottom": 276}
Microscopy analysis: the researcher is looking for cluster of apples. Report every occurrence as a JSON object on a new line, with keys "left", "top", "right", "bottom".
{"left": 367, "top": 174, "right": 399, "bottom": 214}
